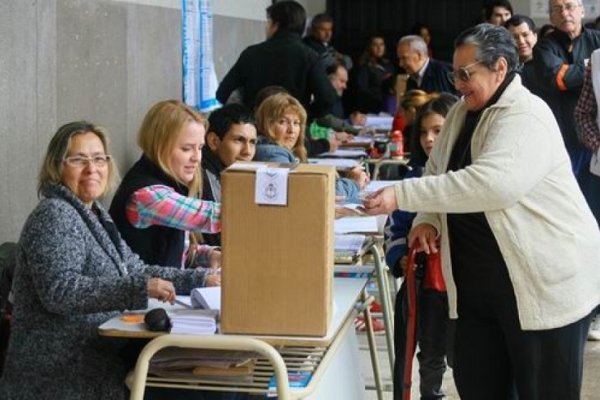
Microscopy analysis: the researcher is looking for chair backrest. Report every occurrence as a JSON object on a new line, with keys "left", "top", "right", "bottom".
{"left": 0, "top": 241, "right": 17, "bottom": 376}
{"left": 0, "top": 242, "right": 17, "bottom": 315}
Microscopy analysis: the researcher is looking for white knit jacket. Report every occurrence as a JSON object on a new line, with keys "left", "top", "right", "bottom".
{"left": 394, "top": 75, "right": 600, "bottom": 330}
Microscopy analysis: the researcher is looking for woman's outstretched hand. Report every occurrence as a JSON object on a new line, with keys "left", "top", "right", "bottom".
{"left": 361, "top": 186, "right": 398, "bottom": 215}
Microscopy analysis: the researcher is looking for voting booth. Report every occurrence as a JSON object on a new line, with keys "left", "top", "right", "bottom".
{"left": 220, "top": 162, "right": 336, "bottom": 336}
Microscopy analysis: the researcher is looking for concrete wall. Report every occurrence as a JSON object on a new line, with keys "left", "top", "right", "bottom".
{"left": 0, "top": 0, "right": 267, "bottom": 243}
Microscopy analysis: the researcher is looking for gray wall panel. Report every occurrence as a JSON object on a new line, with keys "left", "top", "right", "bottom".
{"left": 0, "top": 1, "right": 46, "bottom": 242}
{"left": 125, "top": 3, "right": 181, "bottom": 167}
{"left": 0, "top": 0, "right": 266, "bottom": 244}
{"left": 213, "top": 15, "right": 265, "bottom": 80}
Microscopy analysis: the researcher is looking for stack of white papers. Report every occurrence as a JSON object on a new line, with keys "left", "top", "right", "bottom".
{"left": 169, "top": 309, "right": 219, "bottom": 335}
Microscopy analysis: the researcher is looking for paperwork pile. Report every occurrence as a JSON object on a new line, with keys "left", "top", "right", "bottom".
{"left": 169, "top": 309, "right": 219, "bottom": 335}
{"left": 149, "top": 348, "right": 257, "bottom": 382}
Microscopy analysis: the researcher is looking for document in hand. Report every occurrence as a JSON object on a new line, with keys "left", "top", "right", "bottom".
{"left": 169, "top": 309, "right": 219, "bottom": 335}
{"left": 191, "top": 286, "right": 221, "bottom": 310}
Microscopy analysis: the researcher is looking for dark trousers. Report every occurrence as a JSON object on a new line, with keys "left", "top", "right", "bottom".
{"left": 393, "top": 281, "right": 449, "bottom": 400}
{"left": 453, "top": 274, "right": 592, "bottom": 400}
{"left": 569, "top": 146, "right": 600, "bottom": 226}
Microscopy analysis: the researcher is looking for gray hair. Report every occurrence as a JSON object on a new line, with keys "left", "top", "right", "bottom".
{"left": 454, "top": 23, "right": 518, "bottom": 74}
{"left": 38, "top": 121, "right": 118, "bottom": 198}
{"left": 398, "top": 35, "right": 428, "bottom": 56}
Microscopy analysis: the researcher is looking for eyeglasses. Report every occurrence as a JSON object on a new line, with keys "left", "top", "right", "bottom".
{"left": 447, "top": 61, "right": 483, "bottom": 84}
{"left": 63, "top": 155, "right": 111, "bottom": 167}
{"left": 550, "top": 2, "right": 580, "bottom": 14}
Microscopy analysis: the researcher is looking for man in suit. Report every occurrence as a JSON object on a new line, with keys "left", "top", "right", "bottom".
{"left": 396, "top": 35, "right": 458, "bottom": 95}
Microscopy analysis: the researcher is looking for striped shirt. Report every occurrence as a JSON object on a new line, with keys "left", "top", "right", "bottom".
{"left": 126, "top": 184, "right": 221, "bottom": 268}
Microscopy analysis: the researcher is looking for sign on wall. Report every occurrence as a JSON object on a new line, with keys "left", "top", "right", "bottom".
{"left": 182, "top": 0, "right": 220, "bottom": 112}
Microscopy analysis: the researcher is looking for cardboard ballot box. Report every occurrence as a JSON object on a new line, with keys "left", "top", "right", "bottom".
{"left": 220, "top": 162, "right": 335, "bottom": 336}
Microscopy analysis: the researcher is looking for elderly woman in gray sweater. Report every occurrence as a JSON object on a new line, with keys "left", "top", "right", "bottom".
{"left": 0, "top": 121, "right": 214, "bottom": 400}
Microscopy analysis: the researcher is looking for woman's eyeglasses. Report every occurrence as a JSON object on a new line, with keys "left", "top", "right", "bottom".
{"left": 63, "top": 155, "right": 111, "bottom": 167}
{"left": 447, "top": 61, "right": 483, "bottom": 84}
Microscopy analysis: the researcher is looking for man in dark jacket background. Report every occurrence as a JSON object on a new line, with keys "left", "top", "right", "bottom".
{"left": 216, "top": 1, "right": 337, "bottom": 118}
{"left": 396, "top": 35, "right": 458, "bottom": 95}
{"left": 303, "top": 13, "right": 352, "bottom": 71}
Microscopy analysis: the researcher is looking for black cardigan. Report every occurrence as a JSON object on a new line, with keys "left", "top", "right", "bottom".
{"left": 109, "top": 155, "right": 188, "bottom": 268}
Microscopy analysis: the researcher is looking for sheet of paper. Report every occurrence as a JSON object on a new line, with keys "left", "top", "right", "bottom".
{"left": 364, "top": 115, "right": 394, "bottom": 129}
{"left": 348, "top": 136, "right": 374, "bottom": 144}
{"left": 228, "top": 161, "right": 268, "bottom": 171}
{"left": 364, "top": 180, "right": 401, "bottom": 193}
{"left": 191, "top": 286, "right": 221, "bottom": 310}
{"left": 335, "top": 234, "right": 366, "bottom": 253}
{"left": 308, "top": 158, "right": 359, "bottom": 169}
{"left": 334, "top": 216, "right": 379, "bottom": 234}
{"left": 318, "top": 149, "right": 368, "bottom": 158}
{"left": 175, "top": 295, "right": 193, "bottom": 309}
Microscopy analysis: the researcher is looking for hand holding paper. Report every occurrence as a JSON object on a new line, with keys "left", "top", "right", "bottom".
{"left": 361, "top": 186, "right": 398, "bottom": 215}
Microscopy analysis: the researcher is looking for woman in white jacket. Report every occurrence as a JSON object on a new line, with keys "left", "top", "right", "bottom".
{"left": 364, "top": 23, "right": 600, "bottom": 400}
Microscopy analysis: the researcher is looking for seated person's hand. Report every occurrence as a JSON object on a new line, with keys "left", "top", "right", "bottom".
{"left": 205, "top": 269, "right": 221, "bottom": 287}
{"left": 358, "top": 127, "right": 376, "bottom": 136}
{"left": 350, "top": 111, "right": 367, "bottom": 126}
{"left": 147, "top": 278, "right": 176, "bottom": 304}
{"left": 347, "top": 166, "right": 370, "bottom": 190}
{"left": 328, "top": 136, "right": 339, "bottom": 152}
{"left": 208, "top": 249, "right": 221, "bottom": 269}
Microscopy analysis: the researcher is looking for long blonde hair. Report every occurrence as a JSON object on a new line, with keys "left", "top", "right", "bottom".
{"left": 255, "top": 93, "right": 308, "bottom": 162}
{"left": 137, "top": 100, "right": 208, "bottom": 196}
